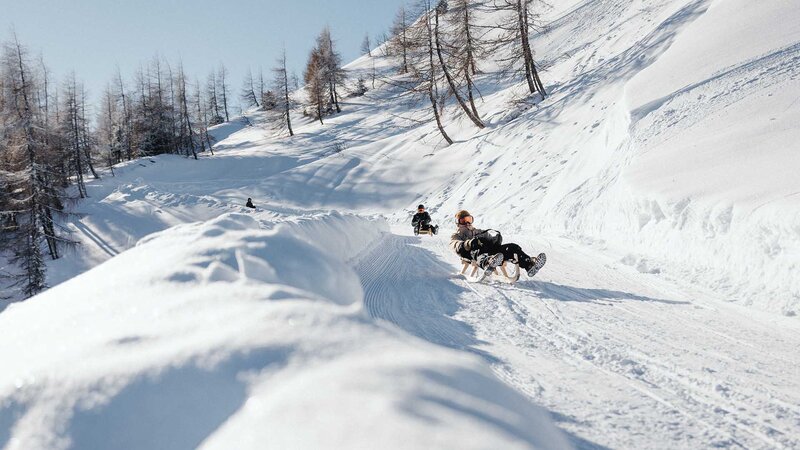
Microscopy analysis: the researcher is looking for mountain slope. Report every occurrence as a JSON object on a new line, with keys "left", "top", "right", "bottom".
{"left": 2, "top": 0, "right": 799, "bottom": 448}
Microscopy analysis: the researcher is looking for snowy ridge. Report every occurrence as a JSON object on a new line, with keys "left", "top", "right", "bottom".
{"left": 0, "top": 212, "right": 568, "bottom": 449}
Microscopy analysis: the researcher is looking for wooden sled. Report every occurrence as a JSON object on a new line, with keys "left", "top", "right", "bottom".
{"left": 460, "top": 253, "right": 521, "bottom": 284}
{"left": 414, "top": 226, "right": 437, "bottom": 236}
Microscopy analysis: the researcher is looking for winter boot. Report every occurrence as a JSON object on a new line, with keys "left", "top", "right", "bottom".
{"left": 527, "top": 253, "right": 546, "bottom": 277}
{"left": 433, "top": 225, "right": 439, "bottom": 235}
{"left": 477, "top": 252, "right": 504, "bottom": 276}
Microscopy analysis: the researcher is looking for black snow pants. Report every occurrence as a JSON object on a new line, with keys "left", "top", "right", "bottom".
{"left": 460, "top": 238, "right": 534, "bottom": 271}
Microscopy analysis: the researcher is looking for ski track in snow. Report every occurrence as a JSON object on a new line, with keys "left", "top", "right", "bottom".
{"left": 357, "top": 228, "right": 800, "bottom": 449}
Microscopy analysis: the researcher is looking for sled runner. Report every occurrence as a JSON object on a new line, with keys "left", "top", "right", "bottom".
{"left": 414, "top": 225, "right": 438, "bottom": 236}
{"left": 460, "top": 253, "right": 521, "bottom": 284}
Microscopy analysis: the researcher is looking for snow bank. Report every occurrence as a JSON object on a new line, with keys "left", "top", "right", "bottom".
{"left": 0, "top": 212, "right": 568, "bottom": 449}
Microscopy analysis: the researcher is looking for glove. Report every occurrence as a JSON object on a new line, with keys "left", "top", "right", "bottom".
{"left": 464, "top": 237, "right": 482, "bottom": 252}
{"left": 484, "top": 230, "right": 502, "bottom": 246}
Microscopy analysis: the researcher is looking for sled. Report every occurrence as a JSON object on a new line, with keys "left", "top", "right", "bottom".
{"left": 460, "top": 253, "right": 521, "bottom": 284}
{"left": 414, "top": 226, "right": 437, "bottom": 236}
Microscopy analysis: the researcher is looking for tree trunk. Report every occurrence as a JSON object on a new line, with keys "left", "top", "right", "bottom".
{"left": 317, "top": 89, "right": 324, "bottom": 125}
{"left": 71, "top": 95, "right": 87, "bottom": 198}
{"left": 42, "top": 204, "right": 58, "bottom": 259}
{"left": 428, "top": 88, "right": 452, "bottom": 145}
{"left": 284, "top": 68, "right": 294, "bottom": 136}
{"left": 518, "top": 0, "right": 537, "bottom": 94}
{"left": 434, "top": 9, "right": 484, "bottom": 129}
{"left": 521, "top": 0, "right": 546, "bottom": 97}
{"left": 220, "top": 67, "right": 230, "bottom": 121}
{"left": 81, "top": 87, "right": 100, "bottom": 179}
{"left": 462, "top": 3, "right": 481, "bottom": 117}
{"left": 427, "top": 13, "right": 453, "bottom": 145}
{"left": 180, "top": 72, "right": 198, "bottom": 160}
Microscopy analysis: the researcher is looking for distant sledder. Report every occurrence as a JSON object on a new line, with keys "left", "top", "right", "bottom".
{"left": 412, "top": 204, "right": 439, "bottom": 236}
{"left": 450, "top": 210, "right": 546, "bottom": 283}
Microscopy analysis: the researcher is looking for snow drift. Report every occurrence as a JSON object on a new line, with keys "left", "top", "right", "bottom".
{"left": 0, "top": 212, "right": 568, "bottom": 449}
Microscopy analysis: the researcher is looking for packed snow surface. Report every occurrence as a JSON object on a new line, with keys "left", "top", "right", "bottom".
{"left": 2, "top": 0, "right": 800, "bottom": 448}
{"left": 1, "top": 213, "right": 567, "bottom": 449}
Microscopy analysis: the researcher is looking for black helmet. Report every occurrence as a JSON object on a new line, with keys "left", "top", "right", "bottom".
{"left": 417, "top": 204, "right": 425, "bottom": 210}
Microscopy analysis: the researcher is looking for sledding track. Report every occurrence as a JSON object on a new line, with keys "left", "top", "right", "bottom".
{"left": 357, "top": 233, "right": 480, "bottom": 352}
{"left": 356, "top": 227, "right": 800, "bottom": 450}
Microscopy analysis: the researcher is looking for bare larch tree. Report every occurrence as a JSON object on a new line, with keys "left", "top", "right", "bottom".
{"left": 433, "top": 0, "right": 485, "bottom": 128}
{"left": 273, "top": 50, "right": 294, "bottom": 136}
{"left": 491, "top": 0, "right": 546, "bottom": 97}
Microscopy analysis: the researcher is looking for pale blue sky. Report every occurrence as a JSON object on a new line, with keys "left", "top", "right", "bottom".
{"left": 2, "top": 0, "right": 406, "bottom": 111}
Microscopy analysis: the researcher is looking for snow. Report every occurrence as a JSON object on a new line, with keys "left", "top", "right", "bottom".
{"left": 2, "top": 0, "right": 800, "bottom": 448}
{"left": 0, "top": 212, "right": 567, "bottom": 449}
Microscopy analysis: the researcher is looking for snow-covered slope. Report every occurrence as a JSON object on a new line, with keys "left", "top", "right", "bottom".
{"left": 203, "top": 0, "right": 800, "bottom": 316}
{"left": 2, "top": 0, "right": 799, "bottom": 448}
{"left": 349, "top": 0, "right": 800, "bottom": 316}
{"left": 0, "top": 212, "right": 567, "bottom": 449}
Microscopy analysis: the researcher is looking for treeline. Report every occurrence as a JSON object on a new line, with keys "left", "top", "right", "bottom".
{"left": 98, "top": 58, "right": 225, "bottom": 168}
{"left": 0, "top": 35, "right": 241, "bottom": 298}
{"left": 1, "top": 36, "right": 81, "bottom": 298}
{"left": 0, "top": 30, "right": 304, "bottom": 298}
{"left": 0, "top": 24, "right": 312, "bottom": 299}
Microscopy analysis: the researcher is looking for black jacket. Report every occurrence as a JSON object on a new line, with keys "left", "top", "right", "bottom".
{"left": 412, "top": 211, "right": 431, "bottom": 226}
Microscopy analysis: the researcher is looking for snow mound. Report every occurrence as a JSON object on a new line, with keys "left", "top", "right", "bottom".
{"left": 0, "top": 212, "right": 568, "bottom": 449}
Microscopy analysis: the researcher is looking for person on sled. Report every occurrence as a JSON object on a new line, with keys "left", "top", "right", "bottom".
{"left": 450, "top": 210, "right": 546, "bottom": 277}
{"left": 412, "top": 204, "right": 439, "bottom": 235}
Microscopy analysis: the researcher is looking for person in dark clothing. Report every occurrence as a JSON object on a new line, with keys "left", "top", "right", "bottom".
{"left": 412, "top": 204, "right": 438, "bottom": 235}
{"left": 450, "top": 210, "right": 546, "bottom": 277}
{"left": 245, "top": 198, "right": 256, "bottom": 209}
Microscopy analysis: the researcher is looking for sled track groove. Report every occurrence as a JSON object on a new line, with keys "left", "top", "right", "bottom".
{"left": 498, "top": 288, "right": 787, "bottom": 449}
{"left": 430, "top": 236, "right": 797, "bottom": 449}
{"left": 356, "top": 234, "right": 475, "bottom": 351}
{"left": 354, "top": 230, "right": 799, "bottom": 449}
